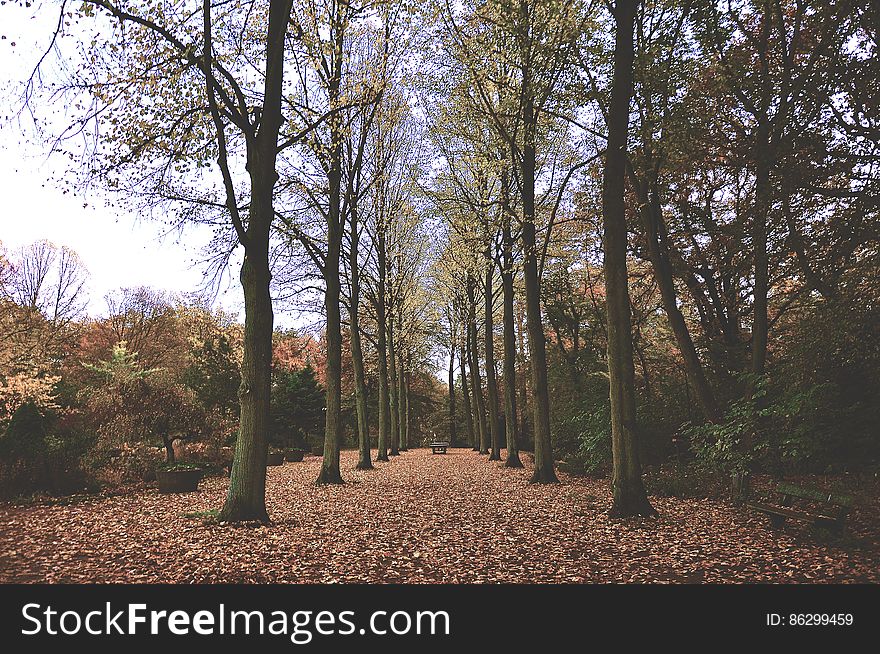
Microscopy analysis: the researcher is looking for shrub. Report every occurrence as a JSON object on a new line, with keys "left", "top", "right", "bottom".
{"left": 565, "top": 404, "right": 613, "bottom": 475}
{"left": 0, "top": 403, "right": 94, "bottom": 497}
{"left": 682, "top": 374, "right": 768, "bottom": 476}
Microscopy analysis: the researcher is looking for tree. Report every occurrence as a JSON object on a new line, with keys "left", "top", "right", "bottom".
{"left": 478, "top": 233, "right": 502, "bottom": 461}
{"left": 4, "top": 240, "right": 88, "bottom": 330}
{"left": 442, "top": 0, "right": 586, "bottom": 482}
{"left": 342, "top": 41, "right": 384, "bottom": 469}
{"left": 1, "top": 240, "right": 88, "bottom": 376}
{"left": 0, "top": 368, "right": 60, "bottom": 428}
{"left": 25, "top": 0, "right": 350, "bottom": 521}
{"left": 281, "top": 0, "right": 361, "bottom": 485}
{"left": 84, "top": 343, "right": 208, "bottom": 464}
{"left": 693, "top": 0, "right": 859, "bottom": 390}
{"left": 182, "top": 325, "right": 242, "bottom": 419}
{"left": 626, "top": 0, "right": 722, "bottom": 423}
{"left": 98, "top": 287, "right": 182, "bottom": 369}
{"left": 271, "top": 364, "right": 326, "bottom": 451}
{"left": 0, "top": 402, "right": 48, "bottom": 463}
{"left": 602, "top": 0, "right": 656, "bottom": 517}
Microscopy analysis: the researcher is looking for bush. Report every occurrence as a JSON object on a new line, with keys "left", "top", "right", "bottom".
{"left": 561, "top": 404, "right": 613, "bottom": 475}
{"left": 0, "top": 401, "right": 47, "bottom": 459}
{"left": 0, "top": 403, "right": 94, "bottom": 497}
{"left": 682, "top": 374, "right": 768, "bottom": 476}
{"left": 548, "top": 359, "right": 614, "bottom": 474}
{"left": 84, "top": 443, "right": 164, "bottom": 485}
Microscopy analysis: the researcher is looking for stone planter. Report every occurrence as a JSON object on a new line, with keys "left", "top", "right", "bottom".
{"left": 156, "top": 469, "right": 203, "bottom": 493}
{"left": 266, "top": 452, "right": 285, "bottom": 466}
{"left": 285, "top": 449, "right": 305, "bottom": 463}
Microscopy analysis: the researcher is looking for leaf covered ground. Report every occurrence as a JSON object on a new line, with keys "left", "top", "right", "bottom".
{"left": 1, "top": 448, "right": 878, "bottom": 583}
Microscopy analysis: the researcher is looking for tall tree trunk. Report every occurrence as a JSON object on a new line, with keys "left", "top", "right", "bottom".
{"left": 467, "top": 279, "right": 488, "bottom": 454}
{"left": 641, "top": 185, "right": 721, "bottom": 423}
{"left": 516, "top": 298, "right": 528, "bottom": 443}
{"left": 603, "top": 0, "right": 655, "bottom": 517}
{"left": 224, "top": 233, "right": 274, "bottom": 520}
{"left": 388, "top": 312, "right": 401, "bottom": 455}
{"left": 750, "top": 3, "right": 774, "bottom": 388}
{"left": 398, "top": 343, "right": 408, "bottom": 450}
{"left": 460, "top": 336, "right": 475, "bottom": 450}
{"left": 751, "top": 121, "right": 772, "bottom": 381}
{"left": 484, "top": 255, "right": 502, "bottom": 461}
{"left": 502, "top": 211, "right": 522, "bottom": 468}
{"left": 219, "top": 0, "right": 291, "bottom": 523}
{"left": 376, "top": 226, "right": 390, "bottom": 462}
{"left": 403, "top": 370, "right": 411, "bottom": 450}
{"left": 521, "top": 97, "right": 557, "bottom": 483}
{"left": 350, "top": 203, "right": 372, "bottom": 470}
{"left": 317, "top": 21, "right": 345, "bottom": 485}
{"left": 448, "top": 334, "right": 457, "bottom": 445}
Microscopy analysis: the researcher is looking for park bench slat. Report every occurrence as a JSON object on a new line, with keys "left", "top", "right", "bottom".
{"left": 775, "top": 482, "right": 853, "bottom": 507}
{"left": 748, "top": 482, "right": 853, "bottom": 531}
{"left": 747, "top": 502, "right": 836, "bottom": 524}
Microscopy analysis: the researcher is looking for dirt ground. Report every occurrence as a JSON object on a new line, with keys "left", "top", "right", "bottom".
{"left": 1, "top": 448, "right": 878, "bottom": 583}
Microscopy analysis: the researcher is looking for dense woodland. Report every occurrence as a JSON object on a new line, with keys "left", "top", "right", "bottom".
{"left": 1, "top": 0, "right": 878, "bottom": 525}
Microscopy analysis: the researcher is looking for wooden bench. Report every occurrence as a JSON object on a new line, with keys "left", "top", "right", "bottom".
{"left": 429, "top": 441, "right": 449, "bottom": 454}
{"left": 747, "top": 482, "right": 854, "bottom": 532}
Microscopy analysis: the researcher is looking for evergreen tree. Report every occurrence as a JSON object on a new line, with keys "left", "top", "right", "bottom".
{"left": 271, "top": 365, "right": 326, "bottom": 451}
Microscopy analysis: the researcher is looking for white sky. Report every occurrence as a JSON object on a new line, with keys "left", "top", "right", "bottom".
{"left": 0, "top": 4, "right": 245, "bottom": 320}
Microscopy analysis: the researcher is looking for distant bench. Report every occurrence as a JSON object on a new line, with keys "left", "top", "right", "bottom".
{"left": 747, "top": 482, "right": 854, "bottom": 532}
{"left": 429, "top": 441, "right": 449, "bottom": 454}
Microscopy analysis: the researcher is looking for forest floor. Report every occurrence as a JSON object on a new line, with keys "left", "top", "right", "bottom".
{"left": 1, "top": 448, "right": 879, "bottom": 583}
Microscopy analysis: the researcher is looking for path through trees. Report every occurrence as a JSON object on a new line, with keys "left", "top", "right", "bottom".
{"left": 1, "top": 449, "right": 877, "bottom": 583}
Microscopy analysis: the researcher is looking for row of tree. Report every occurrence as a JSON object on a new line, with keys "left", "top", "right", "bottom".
{"left": 428, "top": 0, "right": 876, "bottom": 508}
{"left": 13, "top": 0, "right": 878, "bottom": 519}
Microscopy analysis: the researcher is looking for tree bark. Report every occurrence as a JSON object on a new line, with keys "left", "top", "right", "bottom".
{"left": 467, "top": 278, "right": 488, "bottom": 454}
{"left": 516, "top": 298, "right": 528, "bottom": 443}
{"left": 388, "top": 311, "right": 401, "bottom": 456}
{"left": 398, "top": 342, "right": 408, "bottom": 450}
{"left": 403, "top": 370, "right": 411, "bottom": 450}
{"left": 603, "top": 0, "right": 655, "bottom": 517}
{"left": 460, "top": 336, "right": 475, "bottom": 450}
{"left": 219, "top": 0, "right": 291, "bottom": 523}
{"left": 164, "top": 437, "right": 175, "bottom": 464}
{"left": 751, "top": 120, "right": 772, "bottom": 381}
{"left": 640, "top": 185, "right": 721, "bottom": 423}
{"left": 448, "top": 331, "right": 457, "bottom": 446}
{"left": 350, "top": 202, "right": 372, "bottom": 470}
{"left": 317, "top": 17, "right": 345, "bottom": 485}
{"left": 484, "top": 254, "right": 502, "bottom": 461}
{"left": 376, "top": 225, "right": 390, "bottom": 462}
{"left": 501, "top": 208, "right": 522, "bottom": 467}
{"left": 521, "top": 96, "right": 557, "bottom": 483}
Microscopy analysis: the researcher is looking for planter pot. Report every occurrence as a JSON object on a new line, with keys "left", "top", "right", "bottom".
{"left": 156, "top": 469, "right": 203, "bottom": 494}
{"left": 266, "top": 452, "right": 285, "bottom": 466}
{"left": 285, "top": 450, "right": 305, "bottom": 463}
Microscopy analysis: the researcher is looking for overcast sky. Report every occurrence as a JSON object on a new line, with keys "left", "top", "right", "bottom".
{"left": 0, "top": 4, "right": 245, "bottom": 320}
